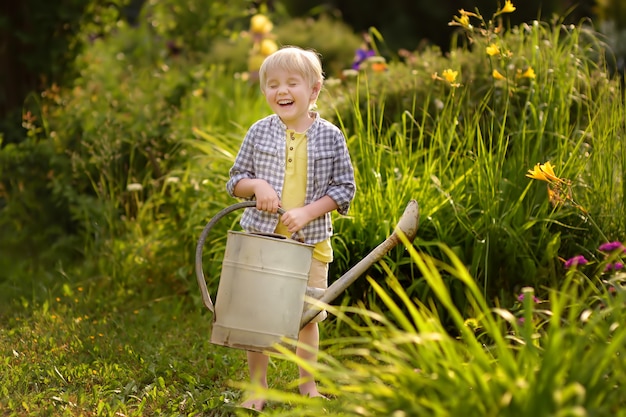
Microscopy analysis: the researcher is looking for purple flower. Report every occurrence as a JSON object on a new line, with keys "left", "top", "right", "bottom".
{"left": 598, "top": 241, "right": 625, "bottom": 253}
{"left": 352, "top": 48, "right": 376, "bottom": 70}
{"left": 564, "top": 255, "right": 588, "bottom": 269}
{"left": 604, "top": 262, "right": 624, "bottom": 272}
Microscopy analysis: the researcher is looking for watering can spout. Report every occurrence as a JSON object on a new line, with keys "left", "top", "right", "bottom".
{"left": 395, "top": 199, "right": 420, "bottom": 242}
{"left": 300, "top": 199, "right": 420, "bottom": 328}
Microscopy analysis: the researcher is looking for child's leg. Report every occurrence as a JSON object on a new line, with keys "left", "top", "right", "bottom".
{"left": 297, "top": 321, "right": 324, "bottom": 397}
{"left": 296, "top": 258, "right": 329, "bottom": 397}
{"left": 240, "top": 351, "right": 269, "bottom": 410}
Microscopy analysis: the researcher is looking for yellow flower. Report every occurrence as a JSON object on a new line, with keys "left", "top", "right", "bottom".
{"left": 442, "top": 69, "right": 458, "bottom": 83}
{"left": 259, "top": 38, "right": 278, "bottom": 56}
{"left": 464, "top": 318, "right": 480, "bottom": 331}
{"left": 501, "top": 1, "right": 516, "bottom": 13}
{"left": 492, "top": 69, "right": 506, "bottom": 80}
{"left": 521, "top": 67, "right": 536, "bottom": 79}
{"left": 526, "top": 161, "right": 562, "bottom": 183}
{"left": 526, "top": 163, "right": 548, "bottom": 181}
{"left": 539, "top": 161, "right": 560, "bottom": 182}
{"left": 486, "top": 44, "right": 500, "bottom": 56}
{"left": 250, "top": 14, "right": 273, "bottom": 34}
{"left": 449, "top": 9, "right": 476, "bottom": 28}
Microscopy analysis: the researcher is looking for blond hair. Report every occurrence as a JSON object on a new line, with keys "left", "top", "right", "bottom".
{"left": 259, "top": 46, "right": 324, "bottom": 90}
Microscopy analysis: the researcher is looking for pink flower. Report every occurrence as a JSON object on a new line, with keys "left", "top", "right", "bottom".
{"left": 564, "top": 255, "right": 588, "bottom": 269}
{"left": 598, "top": 241, "right": 625, "bottom": 252}
{"left": 517, "top": 293, "right": 540, "bottom": 303}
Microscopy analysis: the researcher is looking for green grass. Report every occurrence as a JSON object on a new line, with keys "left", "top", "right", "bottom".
{"left": 0, "top": 272, "right": 316, "bottom": 416}
{"left": 3, "top": 249, "right": 625, "bottom": 416}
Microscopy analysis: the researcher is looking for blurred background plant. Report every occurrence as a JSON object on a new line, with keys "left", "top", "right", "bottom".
{"left": 593, "top": 0, "right": 626, "bottom": 74}
{"left": 245, "top": 12, "right": 277, "bottom": 82}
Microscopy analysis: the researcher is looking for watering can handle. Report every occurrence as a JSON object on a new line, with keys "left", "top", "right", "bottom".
{"left": 195, "top": 201, "right": 303, "bottom": 313}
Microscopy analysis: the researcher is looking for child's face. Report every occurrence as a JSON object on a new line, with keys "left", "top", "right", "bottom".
{"left": 263, "top": 68, "right": 320, "bottom": 131}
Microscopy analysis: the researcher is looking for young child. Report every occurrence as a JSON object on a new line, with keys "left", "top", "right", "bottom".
{"left": 226, "top": 46, "right": 356, "bottom": 411}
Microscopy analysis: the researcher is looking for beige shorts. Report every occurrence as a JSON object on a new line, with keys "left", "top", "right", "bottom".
{"left": 306, "top": 258, "right": 329, "bottom": 323}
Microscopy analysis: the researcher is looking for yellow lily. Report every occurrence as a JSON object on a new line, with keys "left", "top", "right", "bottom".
{"left": 539, "top": 161, "right": 560, "bottom": 182}
{"left": 526, "top": 161, "right": 562, "bottom": 183}
{"left": 521, "top": 67, "right": 536, "bottom": 79}
{"left": 486, "top": 44, "right": 500, "bottom": 56}
{"left": 449, "top": 9, "right": 476, "bottom": 28}
{"left": 492, "top": 69, "right": 506, "bottom": 80}
{"left": 526, "top": 163, "right": 548, "bottom": 181}
{"left": 501, "top": 1, "right": 516, "bottom": 13}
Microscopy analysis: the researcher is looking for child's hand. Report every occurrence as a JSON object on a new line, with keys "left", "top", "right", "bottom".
{"left": 253, "top": 180, "right": 281, "bottom": 213}
{"left": 280, "top": 207, "right": 311, "bottom": 233}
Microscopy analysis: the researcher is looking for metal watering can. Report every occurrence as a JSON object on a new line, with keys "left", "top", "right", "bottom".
{"left": 195, "top": 200, "right": 419, "bottom": 352}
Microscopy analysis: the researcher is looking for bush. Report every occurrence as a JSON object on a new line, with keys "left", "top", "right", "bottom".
{"left": 319, "top": 6, "right": 625, "bottom": 306}
{"left": 208, "top": 13, "right": 362, "bottom": 78}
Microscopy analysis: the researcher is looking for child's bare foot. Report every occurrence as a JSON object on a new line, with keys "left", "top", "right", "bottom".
{"left": 239, "top": 397, "right": 266, "bottom": 412}
{"left": 306, "top": 392, "right": 328, "bottom": 400}
{"left": 299, "top": 382, "right": 328, "bottom": 399}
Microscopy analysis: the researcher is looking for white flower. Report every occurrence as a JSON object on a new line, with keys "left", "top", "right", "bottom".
{"left": 127, "top": 183, "right": 143, "bottom": 192}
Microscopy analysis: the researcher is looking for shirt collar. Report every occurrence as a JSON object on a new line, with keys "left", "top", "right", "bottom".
{"left": 274, "top": 112, "right": 320, "bottom": 135}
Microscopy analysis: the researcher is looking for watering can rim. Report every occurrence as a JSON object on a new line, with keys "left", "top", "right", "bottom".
{"left": 228, "top": 230, "right": 314, "bottom": 248}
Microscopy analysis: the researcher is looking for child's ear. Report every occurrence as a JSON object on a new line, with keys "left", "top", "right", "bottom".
{"left": 310, "top": 81, "right": 322, "bottom": 100}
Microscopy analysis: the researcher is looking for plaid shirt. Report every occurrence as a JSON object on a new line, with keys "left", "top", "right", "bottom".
{"left": 227, "top": 113, "right": 356, "bottom": 244}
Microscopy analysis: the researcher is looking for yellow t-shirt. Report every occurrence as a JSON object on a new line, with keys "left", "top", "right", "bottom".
{"left": 274, "top": 129, "right": 333, "bottom": 262}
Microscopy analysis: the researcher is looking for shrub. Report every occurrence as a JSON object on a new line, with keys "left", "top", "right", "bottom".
{"left": 319, "top": 4, "right": 625, "bottom": 306}
{"left": 208, "top": 13, "right": 362, "bottom": 78}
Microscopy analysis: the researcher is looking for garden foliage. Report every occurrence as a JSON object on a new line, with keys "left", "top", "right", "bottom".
{"left": 2, "top": 0, "right": 625, "bottom": 319}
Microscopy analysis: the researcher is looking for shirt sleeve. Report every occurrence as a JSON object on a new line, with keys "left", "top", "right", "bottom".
{"left": 326, "top": 130, "right": 356, "bottom": 215}
{"left": 226, "top": 124, "right": 258, "bottom": 198}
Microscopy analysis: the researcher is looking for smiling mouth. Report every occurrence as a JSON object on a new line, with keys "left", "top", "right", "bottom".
{"left": 278, "top": 100, "right": 294, "bottom": 106}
